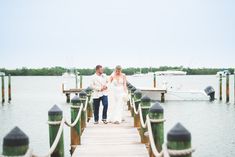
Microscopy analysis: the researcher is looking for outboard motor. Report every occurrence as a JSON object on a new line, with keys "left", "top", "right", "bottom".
{"left": 204, "top": 86, "right": 215, "bottom": 101}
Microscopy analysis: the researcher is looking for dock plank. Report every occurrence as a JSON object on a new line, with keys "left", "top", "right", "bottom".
{"left": 72, "top": 109, "right": 149, "bottom": 157}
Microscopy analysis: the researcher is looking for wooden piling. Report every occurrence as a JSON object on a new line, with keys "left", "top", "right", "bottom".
{"left": 161, "top": 93, "right": 165, "bottom": 103}
{"left": 167, "top": 123, "right": 192, "bottom": 157}
{"left": 75, "top": 70, "right": 78, "bottom": 89}
{"left": 8, "top": 74, "right": 11, "bottom": 102}
{"left": 140, "top": 96, "right": 151, "bottom": 143}
{"left": 85, "top": 87, "right": 93, "bottom": 122}
{"left": 226, "top": 73, "right": 230, "bottom": 103}
{"left": 133, "top": 90, "right": 142, "bottom": 128}
{"left": 70, "top": 96, "right": 82, "bottom": 154}
{"left": 153, "top": 73, "right": 156, "bottom": 88}
{"left": 3, "top": 127, "right": 29, "bottom": 156}
{"left": 79, "top": 90, "right": 87, "bottom": 132}
{"left": 66, "top": 93, "right": 70, "bottom": 103}
{"left": 48, "top": 105, "right": 64, "bottom": 157}
{"left": 1, "top": 75, "right": 5, "bottom": 103}
{"left": 149, "top": 102, "right": 164, "bottom": 156}
{"left": 219, "top": 73, "right": 222, "bottom": 101}
{"left": 80, "top": 74, "right": 83, "bottom": 89}
{"left": 130, "top": 86, "right": 137, "bottom": 117}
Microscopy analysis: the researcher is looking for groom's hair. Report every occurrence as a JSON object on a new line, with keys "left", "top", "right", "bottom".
{"left": 96, "top": 65, "right": 102, "bottom": 70}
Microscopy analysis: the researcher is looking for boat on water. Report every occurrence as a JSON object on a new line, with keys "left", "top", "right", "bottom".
{"left": 0, "top": 72, "right": 5, "bottom": 76}
{"left": 216, "top": 70, "right": 230, "bottom": 77}
{"left": 62, "top": 69, "right": 79, "bottom": 78}
{"left": 155, "top": 70, "right": 187, "bottom": 76}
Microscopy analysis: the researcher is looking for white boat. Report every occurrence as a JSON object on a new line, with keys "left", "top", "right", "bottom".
{"left": 0, "top": 72, "right": 5, "bottom": 76}
{"left": 216, "top": 70, "right": 230, "bottom": 77}
{"left": 140, "top": 87, "right": 210, "bottom": 101}
{"left": 155, "top": 70, "right": 187, "bottom": 76}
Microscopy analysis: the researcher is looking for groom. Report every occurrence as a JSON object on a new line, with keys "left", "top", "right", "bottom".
{"left": 90, "top": 65, "right": 109, "bottom": 124}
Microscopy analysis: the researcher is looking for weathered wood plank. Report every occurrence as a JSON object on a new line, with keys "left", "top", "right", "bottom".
{"left": 72, "top": 108, "right": 149, "bottom": 157}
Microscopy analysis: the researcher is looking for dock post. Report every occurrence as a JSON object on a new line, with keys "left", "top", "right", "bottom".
{"left": 75, "top": 70, "right": 78, "bottom": 89}
{"left": 161, "top": 93, "right": 165, "bottom": 103}
{"left": 130, "top": 86, "right": 137, "bottom": 117}
{"left": 70, "top": 96, "right": 82, "bottom": 154}
{"left": 8, "top": 74, "right": 11, "bottom": 102}
{"left": 167, "top": 123, "right": 192, "bottom": 157}
{"left": 1, "top": 75, "right": 5, "bottom": 103}
{"left": 140, "top": 96, "right": 151, "bottom": 143}
{"left": 153, "top": 73, "right": 156, "bottom": 88}
{"left": 226, "top": 73, "right": 230, "bottom": 103}
{"left": 80, "top": 74, "right": 83, "bottom": 89}
{"left": 2, "top": 127, "right": 29, "bottom": 156}
{"left": 66, "top": 93, "right": 70, "bottom": 103}
{"left": 48, "top": 105, "right": 64, "bottom": 157}
{"left": 79, "top": 90, "right": 87, "bottom": 132}
{"left": 85, "top": 87, "right": 93, "bottom": 122}
{"left": 127, "top": 84, "right": 133, "bottom": 111}
{"left": 219, "top": 73, "right": 222, "bottom": 101}
{"left": 133, "top": 90, "right": 142, "bottom": 128}
{"left": 149, "top": 102, "right": 164, "bottom": 156}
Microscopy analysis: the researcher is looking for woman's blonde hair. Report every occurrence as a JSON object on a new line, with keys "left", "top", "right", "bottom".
{"left": 115, "top": 65, "right": 122, "bottom": 70}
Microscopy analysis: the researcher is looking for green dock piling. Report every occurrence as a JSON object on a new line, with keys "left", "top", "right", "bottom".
{"left": 149, "top": 102, "right": 164, "bottom": 153}
{"left": 140, "top": 96, "right": 151, "bottom": 143}
{"left": 133, "top": 90, "right": 142, "bottom": 128}
{"left": 70, "top": 96, "right": 82, "bottom": 154}
{"left": 3, "top": 127, "right": 29, "bottom": 156}
{"left": 79, "top": 90, "right": 87, "bottom": 132}
{"left": 167, "top": 123, "right": 192, "bottom": 157}
{"left": 48, "top": 105, "right": 64, "bottom": 157}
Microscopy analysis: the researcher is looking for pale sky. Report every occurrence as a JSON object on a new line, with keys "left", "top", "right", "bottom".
{"left": 0, "top": 0, "right": 235, "bottom": 69}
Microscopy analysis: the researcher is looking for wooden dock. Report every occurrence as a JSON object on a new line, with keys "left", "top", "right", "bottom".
{"left": 72, "top": 108, "right": 149, "bottom": 157}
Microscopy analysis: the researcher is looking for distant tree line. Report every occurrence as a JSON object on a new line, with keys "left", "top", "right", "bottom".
{"left": 0, "top": 66, "right": 234, "bottom": 76}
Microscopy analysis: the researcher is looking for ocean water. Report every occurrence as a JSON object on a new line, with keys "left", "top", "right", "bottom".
{"left": 0, "top": 75, "right": 235, "bottom": 157}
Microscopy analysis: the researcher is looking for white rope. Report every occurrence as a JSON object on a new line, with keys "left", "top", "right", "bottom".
{"left": 132, "top": 98, "right": 139, "bottom": 115}
{"left": 65, "top": 103, "right": 84, "bottom": 127}
{"left": 33, "top": 118, "right": 65, "bottom": 157}
{"left": 83, "top": 97, "right": 89, "bottom": 111}
{"left": 168, "top": 148, "right": 195, "bottom": 156}
{"left": 150, "top": 119, "right": 166, "bottom": 123}
{"left": 146, "top": 115, "right": 163, "bottom": 157}
{"left": 47, "top": 121, "right": 62, "bottom": 125}
{"left": 139, "top": 107, "right": 147, "bottom": 129}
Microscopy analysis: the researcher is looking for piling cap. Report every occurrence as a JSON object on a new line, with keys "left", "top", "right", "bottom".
{"left": 48, "top": 105, "right": 63, "bottom": 116}
{"left": 71, "top": 95, "right": 80, "bottom": 103}
{"left": 134, "top": 90, "right": 142, "bottom": 99}
{"left": 131, "top": 87, "right": 137, "bottom": 93}
{"left": 79, "top": 90, "right": 87, "bottom": 97}
{"left": 141, "top": 96, "right": 151, "bottom": 103}
{"left": 3, "top": 127, "right": 29, "bottom": 147}
{"left": 149, "top": 102, "right": 163, "bottom": 113}
{"left": 85, "top": 87, "right": 93, "bottom": 93}
{"left": 167, "top": 123, "right": 191, "bottom": 141}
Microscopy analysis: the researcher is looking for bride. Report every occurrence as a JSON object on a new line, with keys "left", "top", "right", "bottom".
{"left": 108, "top": 65, "right": 128, "bottom": 124}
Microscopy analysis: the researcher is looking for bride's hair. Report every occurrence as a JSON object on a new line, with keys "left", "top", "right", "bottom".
{"left": 115, "top": 65, "right": 122, "bottom": 70}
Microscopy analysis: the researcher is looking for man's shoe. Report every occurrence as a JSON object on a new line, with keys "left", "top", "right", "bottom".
{"left": 94, "top": 121, "right": 99, "bottom": 124}
{"left": 102, "top": 120, "right": 108, "bottom": 124}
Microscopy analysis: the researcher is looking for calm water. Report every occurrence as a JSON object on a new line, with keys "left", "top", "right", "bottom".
{"left": 1, "top": 75, "right": 235, "bottom": 157}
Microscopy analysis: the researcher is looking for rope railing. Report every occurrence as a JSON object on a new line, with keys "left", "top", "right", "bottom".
{"left": 129, "top": 96, "right": 195, "bottom": 157}
{"left": 30, "top": 97, "right": 89, "bottom": 157}
{"left": 65, "top": 103, "right": 84, "bottom": 127}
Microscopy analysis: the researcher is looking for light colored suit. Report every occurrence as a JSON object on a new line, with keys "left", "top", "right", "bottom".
{"left": 90, "top": 73, "right": 108, "bottom": 99}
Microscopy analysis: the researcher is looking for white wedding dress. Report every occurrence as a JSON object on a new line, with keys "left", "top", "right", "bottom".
{"left": 108, "top": 77, "right": 126, "bottom": 123}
